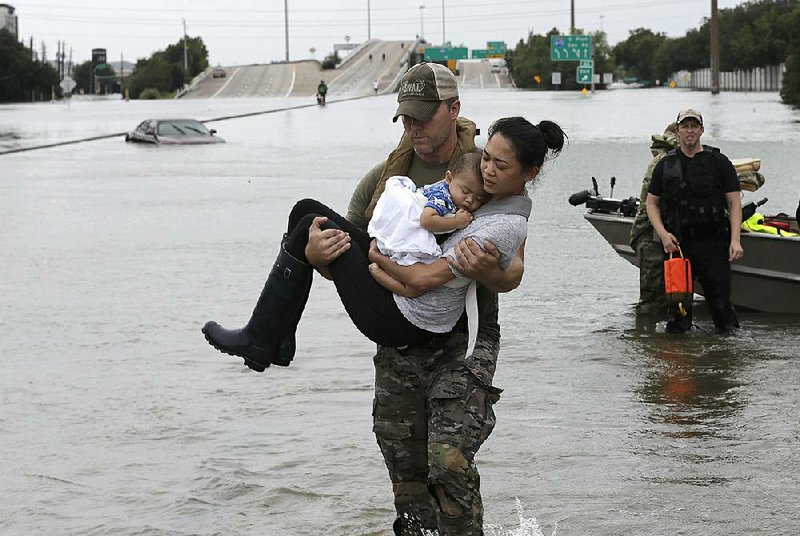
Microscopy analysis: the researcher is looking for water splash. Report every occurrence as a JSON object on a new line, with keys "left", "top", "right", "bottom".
{"left": 485, "top": 498, "right": 557, "bottom": 536}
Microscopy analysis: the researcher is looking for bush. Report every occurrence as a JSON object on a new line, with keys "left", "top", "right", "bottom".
{"left": 321, "top": 51, "right": 340, "bottom": 70}
{"left": 139, "top": 87, "right": 165, "bottom": 99}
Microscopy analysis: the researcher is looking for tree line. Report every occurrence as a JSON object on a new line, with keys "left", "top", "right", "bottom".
{"left": 71, "top": 36, "right": 210, "bottom": 99}
{"left": 0, "top": 30, "right": 210, "bottom": 102}
{"left": 506, "top": 0, "right": 800, "bottom": 106}
{"left": 0, "top": 29, "right": 59, "bottom": 103}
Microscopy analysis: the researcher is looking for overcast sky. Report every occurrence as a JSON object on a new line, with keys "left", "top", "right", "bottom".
{"left": 11, "top": 0, "right": 748, "bottom": 67}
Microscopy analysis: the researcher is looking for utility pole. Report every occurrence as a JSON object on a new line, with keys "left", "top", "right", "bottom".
{"left": 442, "top": 0, "right": 445, "bottom": 44}
{"left": 183, "top": 18, "right": 189, "bottom": 74}
{"left": 570, "top": 0, "right": 575, "bottom": 33}
{"left": 710, "top": 0, "right": 720, "bottom": 94}
{"left": 367, "top": 0, "right": 371, "bottom": 40}
{"left": 419, "top": 5, "right": 425, "bottom": 39}
{"left": 284, "top": 0, "right": 289, "bottom": 61}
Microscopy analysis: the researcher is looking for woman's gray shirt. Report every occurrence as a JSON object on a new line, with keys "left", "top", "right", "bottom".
{"left": 394, "top": 194, "right": 531, "bottom": 333}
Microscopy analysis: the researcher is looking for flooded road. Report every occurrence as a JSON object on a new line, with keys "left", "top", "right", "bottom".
{"left": 2, "top": 89, "right": 800, "bottom": 535}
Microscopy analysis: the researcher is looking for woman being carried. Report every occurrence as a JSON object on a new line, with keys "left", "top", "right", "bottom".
{"left": 202, "top": 116, "right": 566, "bottom": 372}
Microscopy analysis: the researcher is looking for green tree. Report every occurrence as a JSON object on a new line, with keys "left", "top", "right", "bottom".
{"left": 0, "top": 29, "right": 59, "bottom": 102}
{"left": 125, "top": 35, "right": 209, "bottom": 99}
{"left": 779, "top": 7, "right": 800, "bottom": 106}
{"left": 613, "top": 28, "right": 667, "bottom": 84}
{"left": 592, "top": 30, "right": 614, "bottom": 83}
{"left": 507, "top": 28, "right": 567, "bottom": 90}
{"left": 73, "top": 60, "right": 92, "bottom": 94}
{"left": 321, "top": 51, "right": 340, "bottom": 70}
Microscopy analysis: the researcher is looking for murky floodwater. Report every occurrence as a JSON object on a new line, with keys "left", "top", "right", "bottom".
{"left": 2, "top": 89, "right": 800, "bottom": 535}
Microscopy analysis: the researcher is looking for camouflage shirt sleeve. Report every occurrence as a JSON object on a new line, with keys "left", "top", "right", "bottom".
{"left": 346, "top": 161, "right": 386, "bottom": 232}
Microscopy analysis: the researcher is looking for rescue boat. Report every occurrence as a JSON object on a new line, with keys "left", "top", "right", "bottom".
{"left": 569, "top": 182, "right": 800, "bottom": 314}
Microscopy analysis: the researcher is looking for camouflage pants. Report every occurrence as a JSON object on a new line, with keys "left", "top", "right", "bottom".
{"left": 372, "top": 332, "right": 501, "bottom": 536}
{"left": 634, "top": 233, "right": 667, "bottom": 315}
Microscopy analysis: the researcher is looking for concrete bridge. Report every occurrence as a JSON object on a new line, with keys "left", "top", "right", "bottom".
{"left": 181, "top": 39, "right": 512, "bottom": 100}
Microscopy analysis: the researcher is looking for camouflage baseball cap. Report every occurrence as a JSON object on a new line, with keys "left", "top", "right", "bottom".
{"left": 676, "top": 108, "right": 703, "bottom": 125}
{"left": 393, "top": 62, "right": 459, "bottom": 123}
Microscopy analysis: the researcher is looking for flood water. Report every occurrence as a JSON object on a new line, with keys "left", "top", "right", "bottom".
{"left": 2, "top": 89, "right": 800, "bottom": 535}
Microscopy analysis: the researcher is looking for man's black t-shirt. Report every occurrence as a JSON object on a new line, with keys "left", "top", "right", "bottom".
{"left": 648, "top": 148, "right": 740, "bottom": 197}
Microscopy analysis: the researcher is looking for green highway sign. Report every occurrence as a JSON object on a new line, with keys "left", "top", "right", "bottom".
{"left": 577, "top": 66, "right": 593, "bottom": 84}
{"left": 550, "top": 35, "right": 592, "bottom": 61}
{"left": 424, "top": 46, "right": 468, "bottom": 61}
{"left": 471, "top": 49, "right": 488, "bottom": 59}
{"left": 579, "top": 59, "right": 594, "bottom": 68}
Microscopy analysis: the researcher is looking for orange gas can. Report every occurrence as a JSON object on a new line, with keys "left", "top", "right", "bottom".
{"left": 664, "top": 247, "right": 693, "bottom": 303}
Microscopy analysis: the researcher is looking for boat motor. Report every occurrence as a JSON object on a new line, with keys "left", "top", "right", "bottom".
{"left": 742, "top": 197, "right": 768, "bottom": 220}
{"left": 568, "top": 177, "right": 640, "bottom": 217}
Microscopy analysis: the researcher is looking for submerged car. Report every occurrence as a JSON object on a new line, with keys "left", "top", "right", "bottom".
{"left": 125, "top": 119, "right": 225, "bottom": 145}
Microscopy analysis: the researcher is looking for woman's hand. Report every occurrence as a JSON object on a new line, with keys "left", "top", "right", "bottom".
{"left": 448, "top": 238, "right": 524, "bottom": 293}
{"left": 449, "top": 237, "right": 501, "bottom": 278}
{"left": 305, "top": 217, "right": 350, "bottom": 268}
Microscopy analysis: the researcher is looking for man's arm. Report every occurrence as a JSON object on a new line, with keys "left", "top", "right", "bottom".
{"left": 646, "top": 193, "right": 679, "bottom": 253}
{"left": 726, "top": 191, "right": 743, "bottom": 261}
{"left": 306, "top": 162, "right": 385, "bottom": 278}
{"left": 346, "top": 162, "right": 384, "bottom": 231}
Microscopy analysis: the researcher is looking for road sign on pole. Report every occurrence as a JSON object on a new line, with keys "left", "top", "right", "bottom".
{"left": 59, "top": 76, "right": 76, "bottom": 93}
{"left": 550, "top": 35, "right": 592, "bottom": 61}
{"left": 579, "top": 59, "right": 594, "bottom": 69}
{"left": 577, "top": 66, "right": 593, "bottom": 84}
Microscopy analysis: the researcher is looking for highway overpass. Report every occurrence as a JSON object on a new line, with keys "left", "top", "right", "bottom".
{"left": 181, "top": 39, "right": 512, "bottom": 100}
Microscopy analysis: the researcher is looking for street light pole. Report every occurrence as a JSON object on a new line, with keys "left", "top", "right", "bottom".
{"left": 182, "top": 18, "right": 188, "bottom": 74}
{"left": 419, "top": 5, "right": 425, "bottom": 40}
{"left": 284, "top": 0, "right": 289, "bottom": 62}
{"left": 600, "top": 15, "right": 604, "bottom": 33}
{"left": 367, "top": 0, "right": 371, "bottom": 40}
{"left": 710, "top": 0, "right": 720, "bottom": 94}
{"left": 570, "top": 0, "right": 575, "bottom": 33}
{"left": 442, "top": 1, "right": 445, "bottom": 44}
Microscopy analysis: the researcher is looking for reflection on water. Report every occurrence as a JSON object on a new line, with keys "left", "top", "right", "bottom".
{"left": 0, "top": 130, "right": 21, "bottom": 150}
{"left": 638, "top": 339, "right": 745, "bottom": 434}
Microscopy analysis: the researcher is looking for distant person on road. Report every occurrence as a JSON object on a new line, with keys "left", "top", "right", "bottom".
{"left": 382, "top": 52, "right": 386, "bottom": 61}
{"left": 646, "top": 108, "right": 743, "bottom": 334}
{"left": 369, "top": 53, "right": 373, "bottom": 62}
{"left": 316, "top": 80, "right": 328, "bottom": 105}
{"left": 373, "top": 79, "right": 379, "bottom": 95}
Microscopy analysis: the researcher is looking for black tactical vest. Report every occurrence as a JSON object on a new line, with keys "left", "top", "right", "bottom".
{"left": 659, "top": 147, "right": 728, "bottom": 236}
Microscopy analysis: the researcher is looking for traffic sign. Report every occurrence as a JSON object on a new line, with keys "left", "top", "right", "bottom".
{"left": 552, "top": 72, "right": 562, "bottom": 85}
{"left": 60, "top": 76, "right": 76, "bottom": 93}
{"left": 577, "top": 66, "right": 593, "bottom": 84}
{"left": 579, "top": 59, "right": 594, "bottom": 68}
{"left": 550, "top": 35, "right": 592, "bottom": 61}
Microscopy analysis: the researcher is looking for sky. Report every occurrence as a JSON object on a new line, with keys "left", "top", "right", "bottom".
{"left": 9, "top": 0, "right": 749, "bottom": 67}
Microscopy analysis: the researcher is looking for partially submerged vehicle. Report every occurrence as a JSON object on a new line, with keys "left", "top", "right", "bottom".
{"left": 125, "top": 119, "right": 225, "bottom": 145}
{"left": 569, "top": 176, "right": 800, "bottom": 314}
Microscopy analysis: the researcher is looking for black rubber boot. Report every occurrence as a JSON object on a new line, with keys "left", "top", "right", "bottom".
{"left": 202, "top": 244, "right": 312, "bottom": 372}
{"left": 273, "top": 271, "right": 312, "bottom": 367}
